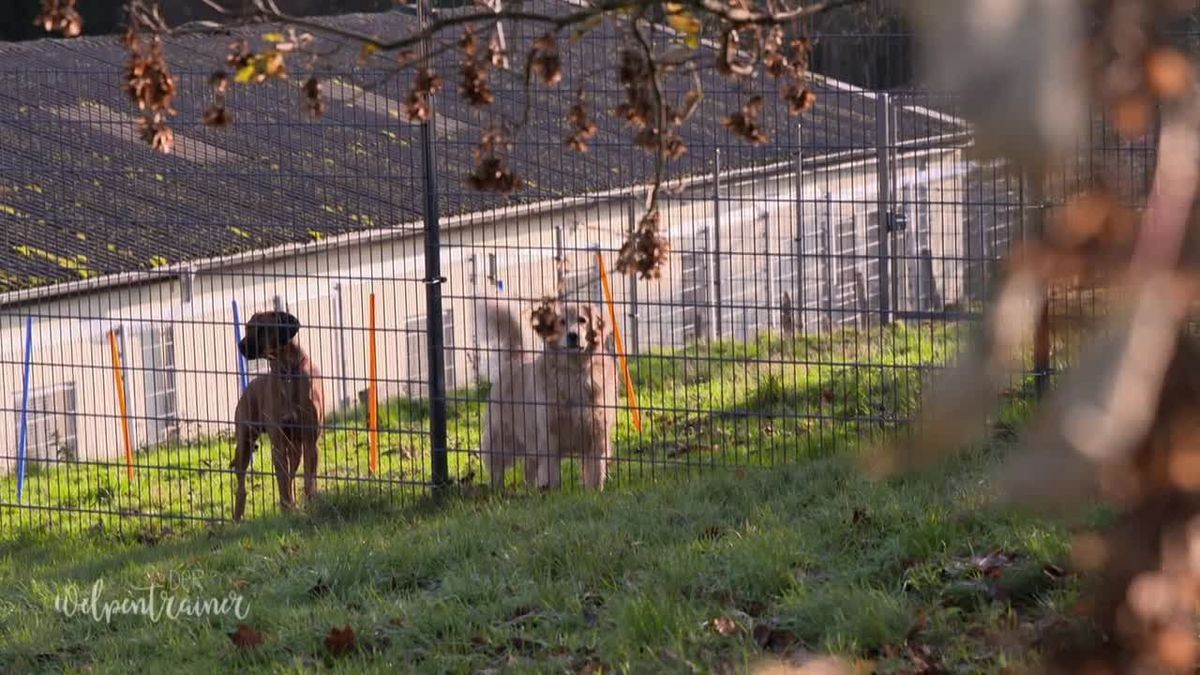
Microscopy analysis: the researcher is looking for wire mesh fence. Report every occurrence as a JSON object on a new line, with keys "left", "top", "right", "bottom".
{"left": 0, "top": 5, "right": 1156, "bottom": 536}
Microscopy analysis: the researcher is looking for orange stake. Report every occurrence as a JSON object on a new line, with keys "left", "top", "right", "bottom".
{"left": 596, "top": 252, "right": 642, "bottom": 433}
{"left": 368, "top": 293, "right": 380, "bottom": 475}
{"left": 107, "top": 329, "right": 135, "bottom": 481}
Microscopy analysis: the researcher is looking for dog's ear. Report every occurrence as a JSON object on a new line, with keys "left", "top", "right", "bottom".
{"left": 245, "top": 311, "right": 301, "bottom": 355}
{"left": 587, "top": 305, "right": 606, "bottom": 334}
{"left": 237, "top": 334, "right": 258, "bottom": 359}
{"left": 582, "top": 305, "right": 606, "bottom": 349}
{"left": 531, "top": 298, "right": 560, "bottom": 341}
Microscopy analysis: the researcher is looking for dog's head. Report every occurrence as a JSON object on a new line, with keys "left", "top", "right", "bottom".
{"left": 238, "top": 311, "right": 301, "bottom": 360}
{"left": 531, "top": 299, "right": 606, "bottom": 353}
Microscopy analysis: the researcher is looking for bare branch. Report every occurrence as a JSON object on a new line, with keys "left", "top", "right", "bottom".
{"left": 696, "top": 0, "right": 865, "bottom": 26}
{"left": 630, "top": 17, "right": 666, "bottom": 213}
{"left": 168, "top": 0, "right": 869, "bottom": 54}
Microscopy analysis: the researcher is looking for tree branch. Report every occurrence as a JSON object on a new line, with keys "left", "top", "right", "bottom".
{"left": 170, "top": 0, "right": 868, "bottom": 53}
{"left": 630, "top": 16, "right": 666, "bottom": 213}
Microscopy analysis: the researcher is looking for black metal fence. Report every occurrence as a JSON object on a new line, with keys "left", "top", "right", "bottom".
{"left": 0, "top": 11, "right": 1153, "bottom": 535}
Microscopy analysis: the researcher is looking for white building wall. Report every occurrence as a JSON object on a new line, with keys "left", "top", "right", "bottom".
{"left": 0, "top": 149, "right": 972, "bottom": 472}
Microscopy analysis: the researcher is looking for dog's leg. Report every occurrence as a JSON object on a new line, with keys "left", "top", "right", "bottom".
{"left": 539, "top": 452, "right": 561, "bottom": 490}
{"left": 598, "top": 437, "right": 612, "bottom": 490}
{"left": 581, "top": 454, "right": 602, "bottom": 490}
{"left": 581, "top": 435, "right": 610, "bottom": 490}
{"left": 287, "top": 442, "right": 302, "bottom": 504}
{"left": 485, "top": 445, "right": 510, "bottom": 490}
{"left": 231, "top": 425, "right": 255, "bottom": 522}
{"left": 538, "top": 408, "right": 560, "bottom": 490}
{"left": 272, "top": 440, "right": 297, "bottom": 511}
{"left": 302, "top": 438, "right": 318, "bottom": 503}
{"left": 521, "top": 452, "right": 538, "bottom": 490}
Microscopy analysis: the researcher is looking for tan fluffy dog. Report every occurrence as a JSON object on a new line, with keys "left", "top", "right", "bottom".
{"left": 230, "top": 311, "right": 324, "bottom": 521}
{"left": 478, "top": 303, "right": 551, "bottom": 489}
{"left": 479, "top": 299, "right": 618, "bottom": 490}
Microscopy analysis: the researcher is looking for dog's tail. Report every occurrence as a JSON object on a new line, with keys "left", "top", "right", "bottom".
{"left": 478, "top": 302, "right": 527, "bottom": 360}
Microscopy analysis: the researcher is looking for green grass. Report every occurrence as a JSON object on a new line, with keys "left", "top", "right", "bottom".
{"left": 2, "top": 322, "right": 968, "bottom": 534}
{"left": 0, "top": 322, "right": 1097, "bottom": 671}
{"left": 0, "top": 449, "right": 1094, "bottom": 673}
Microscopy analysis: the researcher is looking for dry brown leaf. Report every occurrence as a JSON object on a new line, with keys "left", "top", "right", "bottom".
{"left": 752, "top": 624, "right": 799, "bottom": 652}
{"left": 709, "top": 616, "right": 740, "bottom": 636}
{"left": 228, "top": 623, "right": 264, "bottom": 650}
{"left": 324, "top": 625, "right": 357, "bottom": 655}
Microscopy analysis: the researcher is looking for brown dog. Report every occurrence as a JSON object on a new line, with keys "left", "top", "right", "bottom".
{"left": 230, "top": 311, "right": 324, "bottom": 521}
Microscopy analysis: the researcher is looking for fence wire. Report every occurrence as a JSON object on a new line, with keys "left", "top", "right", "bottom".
{"left": 0, "top": 10, "right": 1156, "bottom": 536}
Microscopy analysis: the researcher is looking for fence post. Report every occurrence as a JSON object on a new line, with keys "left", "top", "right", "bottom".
{"left": 467, "top": 254, "right": 480, "bottom": 383}
{"left": 875, "top": 93, "right": 893, "bottom": 326}
{"left": 15, "top": 315, "right": 33, "bottom": 503}
{"left": 117, "top": 327, "right": 139, "bottom": 452}
{"left": 794, "top": 124, "right": 805, "bottom": 334}
{"left": 332, "top": 282, "right": 350, "bottom": 410}
{"left": 762, "top": 211, "right": 773, "bottom": 333}
{"left": 823, "top": 191, "right": 835, "bottom": 332}
{"left": 553, "top": 224, "right": 566, "bottom": 294}
{"left": 231, "top": 300, "right": 249, "bottom": 394}
{"left": 700, "top": 226, "right": 715, "bottom": 342}
{"left": 712, "top": 149, "right": 724, "bottom": 340}
{"left": 898, "top": 184, "right": 912, "bottom": 314}
{"left": 1024, "top": 168, "right": 1052, "bottom": 398}
{"left": 417, "top": 0, "right": 450, "bottom": 492}
{"left": 626, "top": 199, "right": 640, "bottom": 355}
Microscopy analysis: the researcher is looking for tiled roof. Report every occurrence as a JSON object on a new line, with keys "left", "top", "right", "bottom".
{"left": 0, "top": 1, "right": 957, "bottom": 292}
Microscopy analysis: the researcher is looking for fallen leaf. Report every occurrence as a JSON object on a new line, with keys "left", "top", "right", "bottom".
{"left": 710, "top": 616, "right": 740, "bottom": 636}
{"left": 851, "top": 507, "right": 869, "bottom": 527}
{"left": 974, "top": 549, "right": 1017, "bottom": 578}
{"left": 228, "top": 624, "right": 264, "bottom": 650}
{"left": 907, "top": 608, "right": 928, "bottom": 640}
{"left": 1042, "top": 563, "right": 1068, "bottom": 579}
{"left": 308, "top": 578, "right": 331, "bottom": 598}
{"left": 753, "top": 623, "right": 799, "bottom": 652}
{"left": 324, "top": 625, "right": 357, "bottom": 655}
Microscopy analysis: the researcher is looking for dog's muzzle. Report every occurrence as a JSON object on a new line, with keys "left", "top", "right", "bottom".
{"left": 565, "top": 332, "right": 581, "bottom": 349}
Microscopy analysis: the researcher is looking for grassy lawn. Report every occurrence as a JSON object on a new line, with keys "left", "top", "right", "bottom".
{"left": 0, "top": 322, "right": 1099, "bottom": 672}
{"left": 0, "top": 447, "right": 1096, "bottom": 673}
{"left": 1, "top": 322, "right": 967, "bottom": 534}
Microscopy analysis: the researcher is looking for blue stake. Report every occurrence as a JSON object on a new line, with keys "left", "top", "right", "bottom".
{"left": 232, "top": 300, "right": 249, "bottom": 393}
{"left": 15, "top": 315, "right": 33, "bottom": 503}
